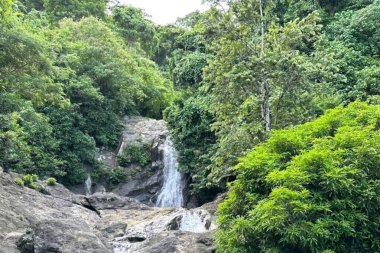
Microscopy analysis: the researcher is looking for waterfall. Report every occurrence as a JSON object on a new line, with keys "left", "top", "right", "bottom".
{"left": 85, "top": 174, "right": 92, "bottom": 195}
{"left": 156, "top": 138, "right": 184, "bottom": 208}
{"left": 179, "top": 210, "right": 209, "bottom": 233}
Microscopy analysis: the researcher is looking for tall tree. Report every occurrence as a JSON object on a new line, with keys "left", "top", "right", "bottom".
{"left": 111, "top": 5, "right": 157, "bottom": 56}
{"left": 203, "top": 0, "right": 333, "bottom": 183}
{"left": 43, "top": 0, "right": 106, "bottom": 22}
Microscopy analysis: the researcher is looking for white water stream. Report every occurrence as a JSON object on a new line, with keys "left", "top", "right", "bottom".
{"left": 112, "top": 135, "right": 214, "bottom": 253}
{"left": 85, "top": 174, "right": 92, "bottom": 196}
{"left": 179, "top": 210, "right": 209, "bottom": 233}
{"left": 156, "top": 138, "right": 184, "bottom": 208}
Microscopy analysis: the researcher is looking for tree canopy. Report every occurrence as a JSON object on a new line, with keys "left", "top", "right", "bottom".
{"left": 0, "top": 0, "right": 173, "bottom": 183}
{"left": 217, "top": 102, "right": 380, "bottom": 253}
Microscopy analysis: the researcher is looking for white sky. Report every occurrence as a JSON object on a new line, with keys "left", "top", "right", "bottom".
{"left": 118, "top": 0, "right": 208, "bottom": 25}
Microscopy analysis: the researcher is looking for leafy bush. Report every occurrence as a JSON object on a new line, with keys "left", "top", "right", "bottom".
{"left": 28, "top": 182, "right": 41, "bottom": 191}
{"left": 19, "top": 174, "right": 42, "bottom": 191}
{"left": 217, "top": 102, "right": 380, "bottom": 253}
{"left": 117, "top": 143, "right": 151, "bottom": 167}
{"left": 45, "top": 177, "right": 57, "bottom": 186}
{"left": 22, "top": 174, "right": 38, "bottom": 185}
{"left": 108, "top": 168, "right": 128, "bottom": 185}
{"left": 92, "top": 165, "right": 128, "bottom": 185}
{"left": 15, "top": 178, "right": 24, "bottom": 186}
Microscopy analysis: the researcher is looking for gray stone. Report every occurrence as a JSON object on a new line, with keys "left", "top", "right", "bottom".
{"left": 0, "top": 172, "right": 218, "bottom": 253}
{"left": 0, "top": 173, "right": 111, "bottom": 253}
{"left": 94, "top": 116, "right": 169, "bottom": 206}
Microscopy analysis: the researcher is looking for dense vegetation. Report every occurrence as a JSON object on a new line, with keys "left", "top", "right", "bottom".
{"left": 163, "top": 0, "right": 380, "bottom": 201}
{"left": 217, "top": 102, "right": 380, "bottom": 252}
{"left": 158, "top": 0, "right": 380, "bottom": 251}
{"left": 1, "top": 0, "right": 380, "bottom": 251}
{"left": 0, "top": 0, "right": 173, "bottom": 184}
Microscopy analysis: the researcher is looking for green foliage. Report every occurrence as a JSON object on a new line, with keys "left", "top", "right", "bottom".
{"left": 15, "top": 178, "right": 24, "bottom": 186}
{"left": 17, "top": 0, "right": 44, "bottom": 12}
{"left": 28, "top": 182, "right": 41, "bottom": 191}
{"left": 164, "top": 94, "right": 217, "bottom": 199}
{"left": 43, "top": 0, "right": 106, "bottom": 22}
{"left": 22, "top": 174, "right": 38, "bottom": 185}
{"left": 326, "top": 2, "right": 380, "bottom": 56}
{"left": 45, "top": 177, "right": 57, "bottom": 186}
{"left": 274, "top": 0, "right": 374, "bottom": 23}
{"left": 0, "top": 0, "right": 14, "bottom": 23}
{"left": 203, "top": 6, "right": 336, "bottom": 183}
{"left": 0, "top": 5, "right": 173, "bottom": 186}
{"left": 18, "top": 174, "right": 42, "bottom": 191}
{"left": 312, "top": 1, "right": 380, "bottom": 104}
{"left": 217, "top": 102, "right": 380, "bottom": 253}
{"left": 172, "top": 52, "right": 208, "bottom": 87}
{"left": 92, "top": 166, "right": 128, "bottom": 185}
{"left": 108, "top": 168, "right": 128, "bottom": 185}
{"left": 117, "top": 143, "right": 151, "bottom": 167}
{"left": 43, "top": 106, "right": 96, "bottom": 184}
{"left": 50, "top": 17, "right": 172, "bottom": 145}
{"left": 111, "top": 5, "right": 157, "bottom": 56}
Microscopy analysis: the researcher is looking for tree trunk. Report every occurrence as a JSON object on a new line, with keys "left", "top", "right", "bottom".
{"left": 262, "top": 81, "right": 271, "bottom": 132}
{"left": 259, "top": 0, "right": 271, "bottom": 132}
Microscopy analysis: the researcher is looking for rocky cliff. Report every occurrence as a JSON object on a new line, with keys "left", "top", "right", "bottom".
{"left": 0, "top": 172, "right": 217, "bottom": 253}
{"left": 97, "top": 116, "right": 170, "bottom": 206}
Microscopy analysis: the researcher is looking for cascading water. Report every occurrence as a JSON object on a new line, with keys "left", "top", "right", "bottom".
{"left": 179, "top": 210, "right": 209, "bottom": 233}
{"left": 156, "top": 137, "right": 184, "bottom": 208}
{"left": 85, "top": 174, "right": 92, "bottom": 196}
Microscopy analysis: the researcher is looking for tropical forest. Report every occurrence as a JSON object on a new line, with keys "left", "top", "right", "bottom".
{"left": 0, "top": 0, "right": 379, "bottom": 252}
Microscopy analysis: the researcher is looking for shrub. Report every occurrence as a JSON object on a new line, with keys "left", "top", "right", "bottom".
{"left": 45, "top": 177, "right": 57, "bottom": 186}
{"left": 217, "top": 102, "right": 380, "bottom": 253}
{"left": 15, "top": 178, "right": 24, "bottom": 187}
{"left": 92, "top": 165, "right": 128, "bottom": 185}
{"left": 31, "top": 174, "right": 38, "bottom": 182}
{"left": 22, "top": 174, "right": 38, "bottom": 185}
{"left": 20, "top": 174, "right": 42, "bottom": 191}
{"left": 29, "top": 182, "right": 41, "bottom": 192}
{"left": 108, "top": 168, "right": 128, "bottom": 185}
{"left": 117, "top": 143, "right": 151, "bottom": 167}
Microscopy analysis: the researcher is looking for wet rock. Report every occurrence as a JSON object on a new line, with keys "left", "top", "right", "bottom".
{"left": 0, "top": 172, "right": 218, "bottom": 253}
{"left": 85, "top": 192, "right": 150, "bottom": 211}
{"left": 112, "top": 168, "right": 163, "bottom": 205}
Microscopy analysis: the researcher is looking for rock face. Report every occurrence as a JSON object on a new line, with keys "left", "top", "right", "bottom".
{"left": 88, "top": 194, "right": 216, "bottom": 253}
{"left": 97, "top": 117, "right": 168, "bottom": 206}
{"left": 0, "top": 172, "right": 217, "bottom": 253}
{"left": 0, "top": 173, "right": 110, "bottom": 253}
